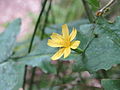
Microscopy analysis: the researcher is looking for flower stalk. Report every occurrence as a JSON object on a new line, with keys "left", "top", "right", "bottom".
{"left": 72, "top": 48, "right": 84, "bottom": 54}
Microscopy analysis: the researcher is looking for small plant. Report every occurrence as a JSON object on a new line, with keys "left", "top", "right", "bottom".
{"left": 0, "top": 0, "right": 120, "bottom": 90}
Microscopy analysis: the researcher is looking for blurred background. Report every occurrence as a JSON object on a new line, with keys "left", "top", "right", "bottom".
{"left": 0, "top": 0, "right": 120, "bottom": 41}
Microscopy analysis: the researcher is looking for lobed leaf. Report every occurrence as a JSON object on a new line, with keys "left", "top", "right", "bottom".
{"left": 0, "top": 19, "right": 21, "bottom": 63}
{"left": 0, "top": 60, "right": 25, "bottom": 90}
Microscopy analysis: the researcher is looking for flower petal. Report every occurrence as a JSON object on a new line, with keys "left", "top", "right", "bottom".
{"left": 62, "top": 24, "right": 69, "bottom": 38}
{"left": 47, "top": 39, "right": 64, "bottom": 47}
{"left": 70, "top": 41, "right": 80, "bottom": 49}
{"left": 70, "top": 28, "right": 77, "bottom": 41}
{"left": 50, "top": 33, "right": 63, "bottom": 41}
{"left": 64, "top": 47, "right": 71, "bottom": 58}
{"left": 51, "top": 48, "right": 65, "bottom": 60}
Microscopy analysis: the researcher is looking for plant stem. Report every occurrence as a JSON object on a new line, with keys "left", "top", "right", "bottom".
{"left": 57, "top": 61, "right": 62, "bottom": 77}
{"left": 29, "top": 1, "right": 51, "bottom": 89}
{"left": 28, "top": 0, "right": 47, "bottom": 52}
{"left": 57, "top": 61, "right": 65, "bottom": 85}
{"left": 29, "top": 67, "right": 36, "bottom": 90}
{"left": 72, "top": 48, "right": 84, "bottom": 54}
{"left": 41, "top": 0, "right": 52, "bottom": 40}
{"left": 22, "top": 0, "right": 48, "bottom": 90}
{"left": 81, "top": 0, "right": 95, "bottom": 23}
{"left": 22, "top": 65, "right": 27, "bottom": 89}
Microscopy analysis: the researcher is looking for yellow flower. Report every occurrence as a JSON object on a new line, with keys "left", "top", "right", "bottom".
{"left": 47, "top": 24, "right": 80, "bottom": 60}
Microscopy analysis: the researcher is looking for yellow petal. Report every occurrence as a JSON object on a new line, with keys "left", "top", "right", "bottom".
{"left": 70, "top": 28, "right": 77, "bottom": 41}
{"left": 62, "top": 24, "right": 69, "bottom": 38}
{"left": 51, "top": 48, "right": 65, "bottom": 60}
{"left": 47, "top": 39, "right": 64, "bottom": 47}
{"left": 50, "top": 33, "right": 63, "bottom": 41}
{"left": 64, "top": 47, "right": 71, "bottom": 58}
{"left": 70, "top": 41, "right": 80, "bottom": 49}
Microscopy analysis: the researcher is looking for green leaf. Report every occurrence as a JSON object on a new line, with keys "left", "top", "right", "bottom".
{"left": 76, "top": 24, "right": 94, "bottom": 49}
{"left": 13, "top": 36, "right": 40, "bottom": 57}
{"left": 84, "top": 25, "right": 120, "bottom": 72}
{"left": 72, "top": 17, "right": 120, "bottom": 72}
{"left": 0, "top": 19, "right": 21, "bottom": 63}
{"left": 17, "top": 39, "right": 57, "bottom": 74}
{"left": 16, "top": 38, "right": 84, "bottom": 73}
{"left": 72, "top": 24, "right": 94, "bottom": 72}
{"left": 87, "top": 0, "right": 100, "bottom": 11}
{"left": 17, "top": 22, "right": 93, "bottom": 73}
{"left": 0, "top": 60, "right": 25, "bottom": 90}
{"left": 18, "top": 55, "right": 57, "bottom": 74}
{"left": 101, "top": 79, "right": 120, "bottom": 90}
{"left": 97, "top": 16, "right": 120, "bottom": 47}
{"left": 17, "top": 21, "right": 92, "bottom": 73}
{"left": 16, "top": 17, "right": 120, "bottom": 74}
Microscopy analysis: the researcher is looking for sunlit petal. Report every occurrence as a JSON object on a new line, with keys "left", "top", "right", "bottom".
{"left": 70, "top": 28, "right": 77, "bottom": 41}
{"left": 47, "top": 39, "right": 64, "bottom": 47}
{"left": 70, "top": 41, "right": 80, "bottom": 49}
{"left": 62, "top": 24, "right": 69, "bottom": 38}
{"left": 64, "top": 47, "right": 71, "bottom": 58}
{"left": 51, "top": 48, "right": 65, "bottom": 60}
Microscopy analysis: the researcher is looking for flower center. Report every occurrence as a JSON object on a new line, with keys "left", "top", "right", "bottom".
{"left": 63, "top": 40, "right": 70, "bottom": 47}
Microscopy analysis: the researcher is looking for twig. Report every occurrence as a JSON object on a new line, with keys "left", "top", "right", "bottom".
{"left": 82, "top": 0, "right": 95, "bottom": 23}
{"left": 101, "top": 0, "right": 115, "bottom": 11}
{"left": 28, "top": 0, "right": 48, "bottom": 89}
{"left": 41, "top": 0, "right": 52, "bottom": 39}
{"left": 96, "top": 0, "right": 116, "bottom": 16}
{"left": 57, "top": 61, "right": 62, "bottom": 77}
{"left": 29, "top": 67, "right": 36, "bottom": 90}
{"left": 28, "top": 0, "right": 47, "bottom": 52}
{"left": 22, "top": 0, "right": 48, "bottom": 90}
{"left": 22, "top": 65, "right": 27, "bottom": 89}
{"left": 28, "top": 0, "right": 52, "bottom": 90}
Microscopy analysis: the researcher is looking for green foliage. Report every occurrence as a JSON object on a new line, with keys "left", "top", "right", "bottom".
{"left": 87, "top": 0, "right": 100, "bottom": 11}
{"left": 17, "top": 39, "right": 57, "bottom": 74}
{"left": 0, "top": 60, "right": 25, "bottom": 90}
{"left": 0, "top": 19, "right": 21, "bottom": 63}
{"left": 85, "top": 25, "right": 120, "bottom": 72}
{"left": 1, "top": 7, "right": 120, "bottom": 90}
{"left": 43, "top": 17, "right": 120, "bottom": 73}
{"left": 101, "top": 79, "right": 120, "bottom": 90}
{"left": 16, "top": 16, "right": 120, "bottom": 74}
{"left": 0, "top": 19, "right": 25, "bottom": 90}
